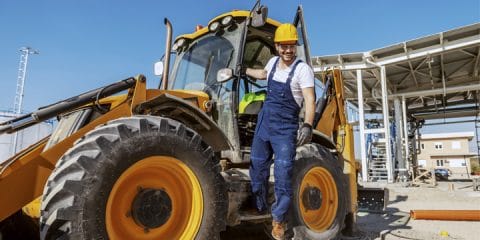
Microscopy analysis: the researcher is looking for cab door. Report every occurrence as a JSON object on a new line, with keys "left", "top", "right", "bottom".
{"left": 293, "top": 5, "right": 312, "bottom": 67}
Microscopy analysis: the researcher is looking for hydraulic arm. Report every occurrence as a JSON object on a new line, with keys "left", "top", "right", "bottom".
{"left": 0, "top": 77, "right": 137, "bottom": 135}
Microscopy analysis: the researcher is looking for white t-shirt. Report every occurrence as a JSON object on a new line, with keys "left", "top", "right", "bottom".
{"left": 264, "top": 56, "right": 314, "bottom": 107}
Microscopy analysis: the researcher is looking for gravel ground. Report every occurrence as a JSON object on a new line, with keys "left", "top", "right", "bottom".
{"left": 222, "top": 179, "right": 480, "bottom": 240}
{"left": 357, "top": 180, "right": 480, "bottom": 240}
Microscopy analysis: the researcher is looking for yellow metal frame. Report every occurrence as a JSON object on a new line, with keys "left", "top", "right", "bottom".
{"left": 0, "top": 74, "right": 213, "bottom": 222}
{"left": 0, "top": 97, "right": 134, "bottom": 221}
{"left": 315, "top": 69, "right": 346, "bottom": 138}
{"left": 338, "top": 124, "right": 358, "bottom": 214}
{"left": 315, "top": 68, "right": 358, "bottom": 216}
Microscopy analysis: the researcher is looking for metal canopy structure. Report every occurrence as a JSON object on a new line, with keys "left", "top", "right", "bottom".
{"left": 311, "top": 23, "right": 480, "bottom": 182}
{"left": 312, "top": 23, "right": 480, "bottom": 117}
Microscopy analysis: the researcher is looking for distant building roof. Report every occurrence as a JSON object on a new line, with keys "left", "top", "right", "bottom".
{"left": 420, "top": 132, "right": 475, "bottom": 140}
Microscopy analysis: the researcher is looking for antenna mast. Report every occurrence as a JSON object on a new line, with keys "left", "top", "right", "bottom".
{"left": 11, "top": 46, "right": 38, "bottom": 155}
{"left": 13, "top": 46, "right": 39, "bottom": 114}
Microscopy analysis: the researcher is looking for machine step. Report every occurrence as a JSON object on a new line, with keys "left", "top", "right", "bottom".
{"left": 238, "top": 210, "right": 272, "bottom": 223}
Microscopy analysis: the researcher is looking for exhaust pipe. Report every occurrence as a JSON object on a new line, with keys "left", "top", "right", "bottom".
{"left": 161, "top": 18, "right": 172, "bottom": 90}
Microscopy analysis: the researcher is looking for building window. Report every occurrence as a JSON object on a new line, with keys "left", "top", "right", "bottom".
{"left": 451, "top": 141, "right": 461, "bottom": 149}
{"left": 434, "top": 142, "right": 443, "bottom": 150}
{"left": 449, "top": 159, "right": 467, "bottom": 167}
{"left": 436, "top": 159, "right": 444, "bottom": 166}
{"left": 421, "top": 143, "right": 425, "bottom": 150}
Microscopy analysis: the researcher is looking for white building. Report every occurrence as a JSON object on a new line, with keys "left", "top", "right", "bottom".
{"left": 417, "top": 132, "right": 476, "bottom": 178}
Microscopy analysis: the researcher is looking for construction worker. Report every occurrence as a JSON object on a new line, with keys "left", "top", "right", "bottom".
{"left": 245, "top": 23, "right": 315, "bottom": 240}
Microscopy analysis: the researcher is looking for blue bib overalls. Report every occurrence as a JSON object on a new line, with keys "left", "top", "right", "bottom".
{"left": 249, "top": 57, "right": 302, "bottom": 222}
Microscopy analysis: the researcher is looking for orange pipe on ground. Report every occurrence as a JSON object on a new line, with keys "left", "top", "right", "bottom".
{"left": 410, "top": 210, "right": 480, "bottom": 221}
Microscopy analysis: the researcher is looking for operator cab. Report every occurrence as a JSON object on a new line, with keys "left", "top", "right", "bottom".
{"left": 158, "top": 5, "right": 312, "bottom": 163}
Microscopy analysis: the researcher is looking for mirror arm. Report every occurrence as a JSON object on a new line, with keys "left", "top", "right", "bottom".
{"left": 156, "top": 54, "right": 165, "bottom": 89}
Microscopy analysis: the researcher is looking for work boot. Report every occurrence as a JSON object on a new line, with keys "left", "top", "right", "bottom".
{"left": 271, "top": 220, "right": 285, "bottom": 240}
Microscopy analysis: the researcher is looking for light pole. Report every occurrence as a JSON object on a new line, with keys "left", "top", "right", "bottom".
{"left": 11, "top": 46, "right": 39, "bottom": 155}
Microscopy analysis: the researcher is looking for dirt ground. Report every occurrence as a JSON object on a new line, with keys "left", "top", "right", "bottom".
{"left": 221, "top": 178, "right": 480, "bottom": 240}
{"left": 357, "top": 179, "right": 480, "bottom": 240}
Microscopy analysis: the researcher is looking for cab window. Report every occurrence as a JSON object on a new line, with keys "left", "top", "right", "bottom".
{"left": 239, "top": 39, "right": 275, "bottom": 100}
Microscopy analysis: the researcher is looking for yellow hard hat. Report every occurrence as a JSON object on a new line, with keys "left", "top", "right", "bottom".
{"left": 274, "top": 23, "right": 298, "bottom": 43}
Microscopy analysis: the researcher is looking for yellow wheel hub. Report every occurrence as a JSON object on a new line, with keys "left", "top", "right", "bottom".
{"left": 299, "top": 166, "right": 338, "bottom": 232}
{"left": 106, "top": 156, "right": 203, "bottom": 240}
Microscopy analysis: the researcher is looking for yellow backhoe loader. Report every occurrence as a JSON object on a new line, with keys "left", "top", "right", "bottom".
{"left": 0, "top": 2, "right": 383, "bottom": 239}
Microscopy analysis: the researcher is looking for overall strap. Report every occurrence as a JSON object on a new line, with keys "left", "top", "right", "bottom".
{"left": 285, "top": 59, "right": 303, "bottom": 86}
{"left": 267, "top": 57, "right": 280, "bottom": 88}
{"left": 283, "top": 59, "right": 303, "bottom": 111}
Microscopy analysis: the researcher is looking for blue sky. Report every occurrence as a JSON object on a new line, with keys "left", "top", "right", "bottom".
{"left": 0, "top": 1, "right": 478, "bottom": 154}
{"left": 0, "top": 0, "right": 478, "bottom": 112}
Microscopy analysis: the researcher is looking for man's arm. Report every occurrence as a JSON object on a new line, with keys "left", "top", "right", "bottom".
{"left": 301, "top": 87, "right": 315, "bottom": 126}
{"left": 246, "top": 68, "right": 267, "bottom": 80}
{"left": 296, "top": 86, "right": 316, "bottom": 146}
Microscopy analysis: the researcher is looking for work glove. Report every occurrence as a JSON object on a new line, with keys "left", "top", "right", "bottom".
{"left": 297, "top": 123, "right": 312, "bottom": 146}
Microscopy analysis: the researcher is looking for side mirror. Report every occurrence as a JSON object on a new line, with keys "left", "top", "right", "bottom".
{"left": 251, "top": 5, "right": 268, "bottom": 27}
{"left": 217, "top": 68, "right": 233, "bottom": 83}
{"left": 154, "top": 61, "right": 164, "bottom": 76}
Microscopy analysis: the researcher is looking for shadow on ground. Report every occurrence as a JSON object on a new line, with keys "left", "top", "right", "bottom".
{"left": 221, "top": 223, "right": 272, "bottom": 240}
{"left": 222, "top": 195, "right": 414, "bottom": 240}
{"left": 356, "top": 195, "right": 412, "bottom": 239}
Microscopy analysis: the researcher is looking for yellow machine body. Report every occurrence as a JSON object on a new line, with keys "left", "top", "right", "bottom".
{"left": 0, "top": 6, "right": 367, "bottom": 240}
{"left": 0, "top": 76, "right": 215, "bottom": 222}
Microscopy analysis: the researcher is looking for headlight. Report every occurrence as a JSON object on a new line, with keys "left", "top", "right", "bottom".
{"left": 176, "top": 38, "right": 186, "bottom": 47}
{"left": 172, "top": 43, "right": 179, "bottom": 51}
{"left": 209, "top": 21, "right": 220, "bottom": 32}
{"left": 221, "top": 16, "right": 233, "bottom": 26}
{"left": 173, "top": 38, "right": 186, "bottom": 51}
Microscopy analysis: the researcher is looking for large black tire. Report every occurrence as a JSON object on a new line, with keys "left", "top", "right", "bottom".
{"left": 289, "top": 143, "right": 348, "bottom": 240}
{"left": 39, "top": 116, "right": 227, "bottom": 240}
